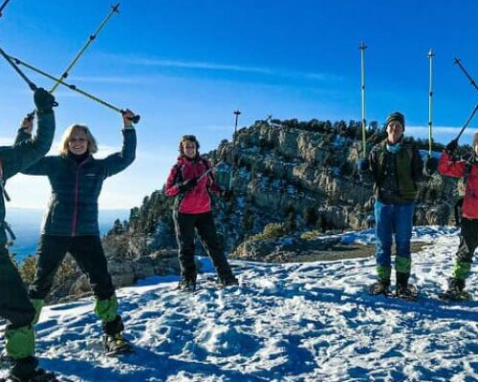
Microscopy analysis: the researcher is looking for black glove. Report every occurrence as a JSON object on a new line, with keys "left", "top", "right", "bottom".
{"left": 34, "top": 88, "right": 57, "bottom": 114}
{"left": 221, "top": 189, "right": 234, "bottom": 199}
{"left": 425, "top": 156, "right": 438, "bottom": 176}
{"left": 178, "top": 177, "right": 197, "bottom": 193}
{"left": 445, "top": 139, "right": 458, "bottom": 155}
{"left": 357, "top": 158, "right": 369, "bottom": 172}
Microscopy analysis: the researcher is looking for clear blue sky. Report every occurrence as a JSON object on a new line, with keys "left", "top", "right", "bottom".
{"left": 1, "top": 0, "right": 478, "bottom": 210}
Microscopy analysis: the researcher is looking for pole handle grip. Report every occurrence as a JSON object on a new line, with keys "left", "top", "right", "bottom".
{"left": 121, "top": 110, "right": 140, "bottom": 124}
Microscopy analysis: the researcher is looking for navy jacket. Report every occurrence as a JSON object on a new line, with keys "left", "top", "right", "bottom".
{"left": 16, "top": 128, "right": 136, "bottom": 236}
{"left": 0, "top": 112, "right": 56, "bottom": 245}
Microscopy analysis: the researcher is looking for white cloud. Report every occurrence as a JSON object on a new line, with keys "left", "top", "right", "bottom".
{"left": 406, "top": 125, "right": 478, "bottom": 137}
{"left": 105, "top": 54, "right": 343, "bottom": 83}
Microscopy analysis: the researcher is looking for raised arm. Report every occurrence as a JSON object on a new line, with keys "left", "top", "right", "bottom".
{"left": 438, "top": 151, "right": 466, "bottom": 178}
{"left": 103, "top": 109, "right": 137, "bottom": 178}
{"left": 1, "top": 89, "right": 56, "bottom": 180}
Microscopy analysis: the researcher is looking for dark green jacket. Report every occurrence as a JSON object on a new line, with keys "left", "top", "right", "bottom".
{"left": 0, "top": 112, "right": 56, "bottom": 245}
{"left": 16, "top": 128, "right": 136, "bottom": 236}
{"left": 368, "top": 138, "right": 423, "bottom": 204}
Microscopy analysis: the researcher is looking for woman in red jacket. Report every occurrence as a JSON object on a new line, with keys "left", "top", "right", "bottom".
{"left": 438, "top": 133, "right": 478, "bottom": 299}
{"left": 165, "top": 135, "right": 237, "bottom": 292}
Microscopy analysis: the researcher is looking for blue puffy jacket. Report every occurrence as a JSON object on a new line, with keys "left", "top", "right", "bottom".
{"left": 0, "top": 112, "right": 56, "bottom": 245}
{"left": 16, "top": 128, "right": 136, "bottom": 236}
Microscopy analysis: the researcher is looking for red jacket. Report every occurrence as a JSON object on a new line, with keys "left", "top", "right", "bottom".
{"left": 438, "top": 151, "right": 478, "bottom": 219}
{"left": 165, "top": 155, "right": 221, "bottom": 214}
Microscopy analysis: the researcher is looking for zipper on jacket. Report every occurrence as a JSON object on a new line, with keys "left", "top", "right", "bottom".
{"left": 71, "top": 168, "right": 80, "bottom": 236}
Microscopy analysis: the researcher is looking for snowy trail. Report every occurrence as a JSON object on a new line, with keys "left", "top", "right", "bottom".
{"left": 1, "top": 226, "right": 478, "bottom": 381}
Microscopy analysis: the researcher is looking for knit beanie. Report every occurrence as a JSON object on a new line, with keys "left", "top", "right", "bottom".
{"left": 386, "top": 112, "right": 405, "bottom": 130}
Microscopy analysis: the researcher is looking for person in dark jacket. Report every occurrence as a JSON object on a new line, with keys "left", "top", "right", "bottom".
{"left": 0, "top": 88, "right": 57, "bottom": 382}
{"left": 165, "top": 135, "right": 238, "bottom": 292}
{"left": 17, "top": 109, "right": 137, "bottom": 356}
{"left": 438, "top": 134, "right": 478, "bottom": 299}
{"left": 357, "top": 112, "right": 428, "bottom": 298}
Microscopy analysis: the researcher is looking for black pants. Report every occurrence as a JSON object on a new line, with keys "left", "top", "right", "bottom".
{"left": 0, "top": 247, "right": 35, "bottom": 329}
{"left": 29, "top": 235, "right": 115, "bottom": 300}
{"left": 456, "top": 217, "right": 478, "bottom": 264}
{"left": 173, "top": 211, "right": 234, "bottom": 280}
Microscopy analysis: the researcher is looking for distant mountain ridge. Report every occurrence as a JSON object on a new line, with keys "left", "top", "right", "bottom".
{"left": 103, "top": 117, "right": 459, "bottom": 261}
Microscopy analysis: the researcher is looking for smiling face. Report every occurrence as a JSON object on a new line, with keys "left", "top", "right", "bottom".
{"left": 182, "top": 140, "right": 197, "bottom": 159}
{"left": 386, "top": 121, "right": 404, "bottom": 145}
{"left": 68, "top": 128, "right": 89, "bottom": 155}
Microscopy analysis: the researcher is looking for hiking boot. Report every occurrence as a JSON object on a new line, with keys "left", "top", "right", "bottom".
{"left": 7, "top": 357, "right": 57, "bottom": 382}
{"left": 178, "top": 277, "right": 196, "bottom": 292}
{"left": 396, "top": 284, "right": 418, "bottom": 300}
{"left": 369, "top": 279, "right": 391, "bottom": 295}
{"left": 441, "top": 278, "right": 470, "bottom": 300}
{"left": 5, "top": 369, "right": 58, "bottom": 382}
{"left": 218, "top": 275, "right": 239, "bottom": 287}
{"left": 0, "top": 350, "right": 12, "bottom": 366}
{"left": 447, "top": 278, "right": 465, "bottom": 294}
{"left": 103, "top": 333, "right": 134, "bottom": 356}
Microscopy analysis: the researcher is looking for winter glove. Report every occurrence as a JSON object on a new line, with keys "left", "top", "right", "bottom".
{"left": 356, "top": 158, "right": 370, "bottom": 172}
{"left": 445, "top": 139, "right": 458, "bottom": 155}
{"left": 34, "top": 88, "right": 57, "bottom": 114}
{"left": 221, "top": 189, "right": 234, "bottom": 200}
{"left": 178, "top": 177, "right": 197, "bottom": 193}
{"left": 425, "top": 156, "right": 438, "bottom": 176}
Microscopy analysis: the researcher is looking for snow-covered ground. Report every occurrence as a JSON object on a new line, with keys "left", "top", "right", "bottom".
{"left": 2, "top": 226, "right": 478, "bottom": 382}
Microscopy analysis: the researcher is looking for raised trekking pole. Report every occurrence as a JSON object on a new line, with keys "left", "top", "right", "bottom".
{"left": 0, "top": 43, "right": 39, "bottom": 202}
{"left": 359, "top": 42, "right": 367, "bottom": 158}
{"left": 453, "top": 58, "right": 478, "bottom": 142}
{"left": 454, "top": 57, "right": 478, "bottom": 92}
{"left": 0, "top": 0, "right": 12, "bottom": 18}
{"left": 0, "top": 44, "right": 37, "bottom": 90}
{"left": 455, "top": 103, "right": 478, "bottom": 142}
{"left": 23, "top": 3, "right": 120, "bottom": 121}
{"left": 50, "top": 3, "right": 120, "bottom": 93}
{"left": 427, "top": 49, "right": 435, "bottom": 155}
{"left": 10, "top": 54, "right": 140, "bottom": 123}
{"left": 229, "top": 109, "right": 241, "bottom": 190}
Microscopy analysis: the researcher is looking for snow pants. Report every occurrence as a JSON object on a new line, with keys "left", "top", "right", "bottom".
{"left": 0, "top": 247, "right": 36, "bottom": 361}
{"left": 173, "top": 211, "right": 235, "bottom": 281}
{"left": 28, "top": 235, "right": 121, "bottom": 328}
{"left": 374, "top": 201, "right": 415, "bottom": 282}
{"left": 452, "top": 217, "right": 478, "bottom": 281}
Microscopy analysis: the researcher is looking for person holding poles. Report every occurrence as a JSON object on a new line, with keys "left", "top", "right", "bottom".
{"left": 438, "top": 134, "right": 478, "bottom": 300}
{"left": 357, "top": 112, "right": 429, "bottom": 299}
{"left": 0, "top": 88, "right": 57, "bottom": 382}
{"left": 16, "top": 109, "right": 137, "bottom": 356}
{"left": 165, "top": 135, "right": 238, "bottom": 292}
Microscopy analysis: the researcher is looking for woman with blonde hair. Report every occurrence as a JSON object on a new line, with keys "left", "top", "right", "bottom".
{"left": 16, "top": 110, "right": 137, "bottom": 356}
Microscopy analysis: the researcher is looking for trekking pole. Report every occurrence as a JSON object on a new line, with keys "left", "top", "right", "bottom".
{"left": 229, "top": 109, "right": 241, "bottom": 190}
{"left": 0, "top": 0, "right": 12, "bottom": 18}
{"left": 453, "top": 58, "right": 478, "bottom": 141}
{"left": 455, "top": 102, "right": 478, "bottom": 142}
{"left": 49, "top": 3, "right": 120, "bottom": 93}
{"left": 10, "top": 55, "right": 140, "bottom": 123}
{"left": 0, "top": 44, "right": 37, "bottom": 90}
{"left": 23, "top": 3, "right": 120, "bottom": 122}
{"left": 427, "top": 49, "right": 435, "bottom": 155}
{"left": 359, "top": 42, "right": 367, "bottom": 158}
{"left": 454, "top": 58, "right": 478, "bottom": 92}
